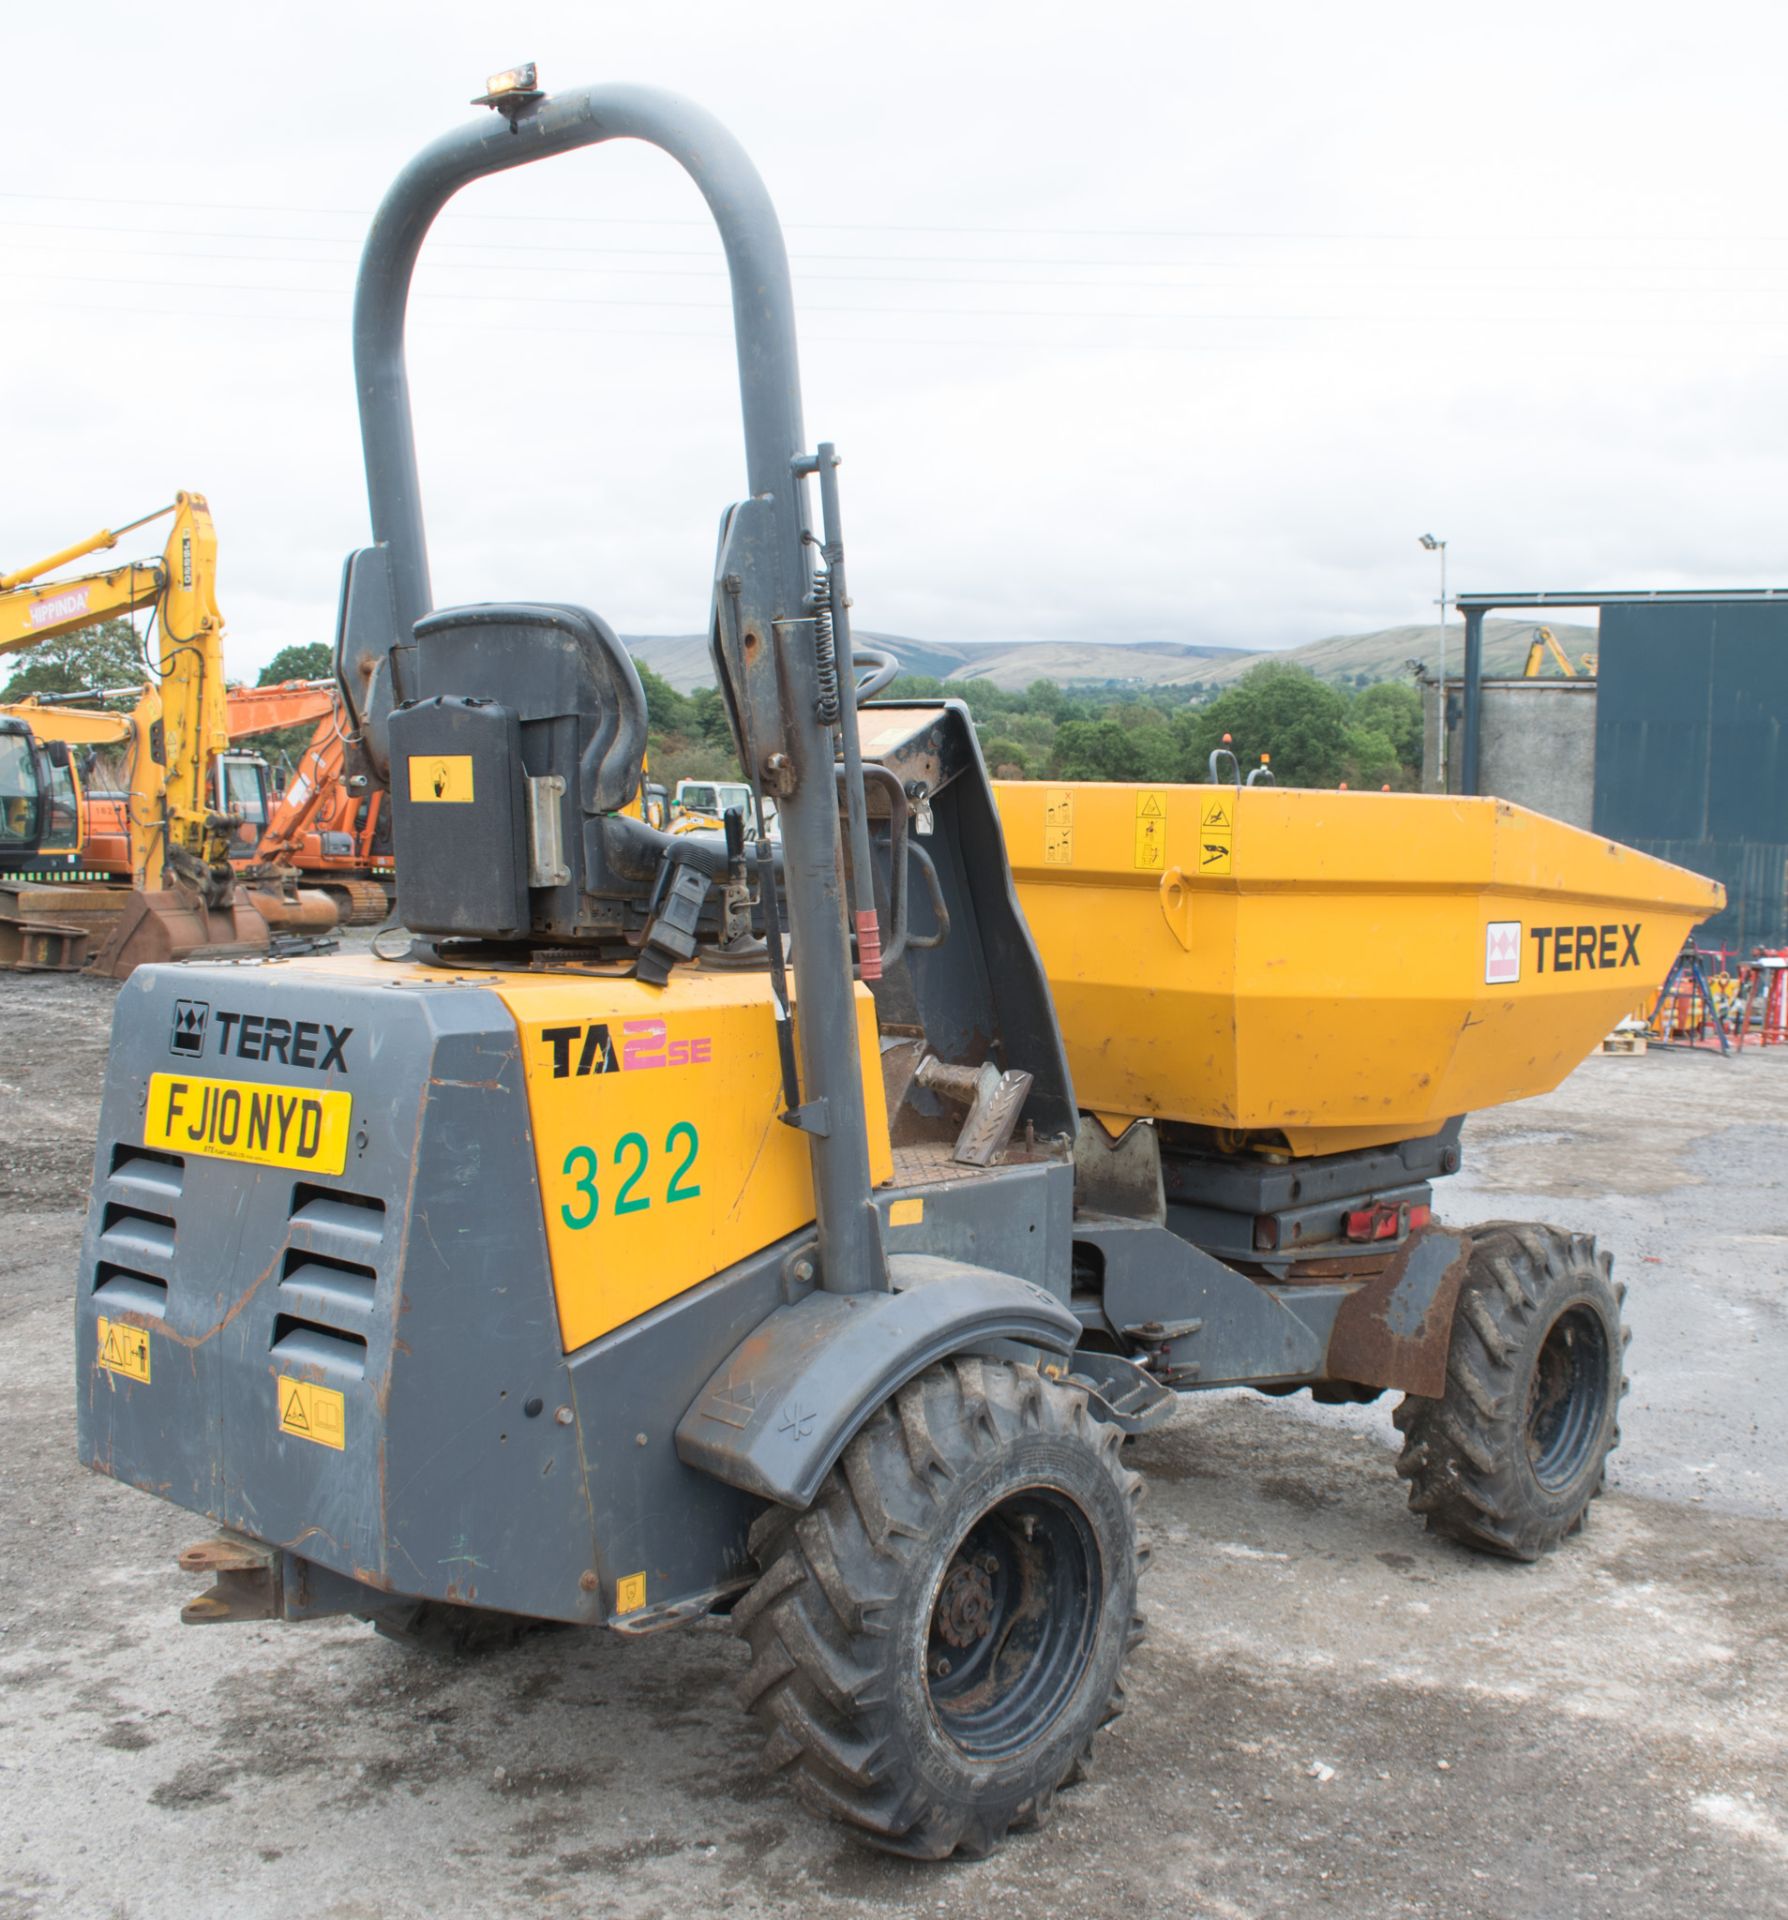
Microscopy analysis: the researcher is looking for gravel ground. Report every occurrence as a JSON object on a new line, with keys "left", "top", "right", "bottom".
{"left": 2, "top": 970, "right": 1784, "bottom": 1919}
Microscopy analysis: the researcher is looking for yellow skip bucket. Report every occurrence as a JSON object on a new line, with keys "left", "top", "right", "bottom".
{"left": 994, "top": 782, "right": 1725, "bottom": 1156}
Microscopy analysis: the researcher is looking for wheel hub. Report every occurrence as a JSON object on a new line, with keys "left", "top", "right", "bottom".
{"left": 1524, "top": 1303, "right": 1612, "bottom": 1491}
{"left": 924, "top": 1489, "right": 1102, "bottom": 1760}
{"left": 935, "top": 1554, "right": 996, "bottom": 1648}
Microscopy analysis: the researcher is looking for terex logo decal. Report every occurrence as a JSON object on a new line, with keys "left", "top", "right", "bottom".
{"left": 541, "top": 1018, "right": 714, "bottom": 1079}
{"left": 1530, "top": 923, "right": 1643, "bottom": 974}
{"left": 1485, "top": 922, "right": 1522, "bottom": 986}
{"left": 170, "top": 999, "right": 352, "bottom": 1072}
{"left": 170, "top": 998, "right": 209, "bottom": 1057}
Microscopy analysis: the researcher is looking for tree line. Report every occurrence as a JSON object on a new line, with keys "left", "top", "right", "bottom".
{"left": 4, "top": 626, "right": 1426, "bottom": 794}
{"left": 886, "top": 662, "right": 1422, "bottom": 789}
{"left": 638, "top": 657, "right": 1423, "bottom": 791}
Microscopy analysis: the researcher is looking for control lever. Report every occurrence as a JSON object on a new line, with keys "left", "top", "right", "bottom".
{"left": 719, "top": 806, "right": 755, "bottom": 947}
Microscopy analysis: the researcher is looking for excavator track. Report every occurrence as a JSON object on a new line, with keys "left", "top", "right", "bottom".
{"left": 322, "top": 878, "right": 393, "bottom": 926}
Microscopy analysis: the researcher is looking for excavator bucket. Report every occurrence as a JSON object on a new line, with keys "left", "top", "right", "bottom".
{"left": 86, "top": 884, "right": 274, "bottom": 980}
{"left": 241, "top": 884, "right": 342, "bottom": 937}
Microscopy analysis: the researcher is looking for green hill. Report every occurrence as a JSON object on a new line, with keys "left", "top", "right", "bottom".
{"left": 624, "top": 618, "right": 1597, "bottom": 695}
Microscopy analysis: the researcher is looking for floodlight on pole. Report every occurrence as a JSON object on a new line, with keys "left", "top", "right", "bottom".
{"left": 1419, "top": 534, "right": 1449, "bottom": 791}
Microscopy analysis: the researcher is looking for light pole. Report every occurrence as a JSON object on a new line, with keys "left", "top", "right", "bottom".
{"left": 1419, "top": 533, "right": 1448, "bottom": 791}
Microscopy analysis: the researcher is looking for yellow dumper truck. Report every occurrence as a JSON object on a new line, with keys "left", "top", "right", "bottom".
{"left": 76, "top": 74, "right": 1722, "bottom": 1863}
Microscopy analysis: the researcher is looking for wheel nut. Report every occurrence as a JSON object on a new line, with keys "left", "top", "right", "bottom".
{"left": 980, "top": 1553, "right": 998, "bottom": 1574}
{"left": 932, "top": 1656, "right": 952, "bottom": 1677}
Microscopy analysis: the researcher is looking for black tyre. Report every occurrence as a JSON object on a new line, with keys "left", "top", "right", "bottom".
{"left": 734, "top": 1356, "right": 1147, "bottom": 1859}
{"left": 1394, "top": 1223, "right": 1628, "bottom": 1561}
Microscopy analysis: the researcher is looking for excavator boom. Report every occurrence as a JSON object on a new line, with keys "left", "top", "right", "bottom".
{"left": 224, "top": 679, "right": 336, "bottom": 739}
{"left": 1522, "top": 624, "right": 1579, "bottom": 679}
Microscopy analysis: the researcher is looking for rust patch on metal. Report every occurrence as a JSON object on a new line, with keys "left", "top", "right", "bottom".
{"left": 1323, "top": 1226, "right": 1472, "bottom": 1398}
{"left": 177, "top": 1533, "right": 272, "bottom": 1575}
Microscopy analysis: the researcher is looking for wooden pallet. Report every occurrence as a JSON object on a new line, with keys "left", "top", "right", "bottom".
{"left": 1600, "top": 1030, "right": 1648, "bottom": 1055}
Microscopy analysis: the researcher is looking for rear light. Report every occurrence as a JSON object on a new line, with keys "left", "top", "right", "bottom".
{"left": 1343, "top": 1200, "right": 1429, "bottom": 1244}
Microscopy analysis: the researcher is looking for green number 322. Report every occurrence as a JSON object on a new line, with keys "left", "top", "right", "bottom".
{"left": 560, "top": 1122, "right": 701, "bottom": 1230}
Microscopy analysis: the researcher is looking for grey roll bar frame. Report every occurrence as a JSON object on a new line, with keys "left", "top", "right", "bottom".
{"left": 348, "top": 81, "right": 887, "bottom": 1296}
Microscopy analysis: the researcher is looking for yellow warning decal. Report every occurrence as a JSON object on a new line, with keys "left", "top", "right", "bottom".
{"left": 888, "top": 1197, "right": 925, "bottom": 1227}
{"left": 408, "top": 754, "right": 475, "bottom": 804}
{"left": 1133, "top": 789, "right": 1167, "bottom": 871}
{"left": 1043, "top": 788, "right": 1074, "bottom": 865}
{"left": 1197, "top": 792, "right": 1234, "bottom": 876}
{"left": 145, "top": 1073, "right": 352, "bottom": 1176}
{"left": 615, "top": 1571, "right": 647, "bottom": 1614}
{"left": 96, "top": 1316, "right": 150, "bottom": 1384}
{"left": 278, "top": 1376, "right": 346, "bottom": 1451}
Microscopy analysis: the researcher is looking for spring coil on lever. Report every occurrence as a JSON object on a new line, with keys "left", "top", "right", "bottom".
{"left": 811, "top": 567, "right": 841, "bottom": 725}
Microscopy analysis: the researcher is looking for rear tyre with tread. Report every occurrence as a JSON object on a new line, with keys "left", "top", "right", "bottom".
{"left": 1394, "top": 1223, "right": 1628, "bottom": 1561}
{"left": 734, "top": 1357, "right": 1147, "bottom": 1859}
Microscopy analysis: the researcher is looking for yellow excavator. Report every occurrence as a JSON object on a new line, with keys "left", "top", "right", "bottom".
{"left": 0, "top": 493, "right": 280, "bottom": 972}
{"left": 1522, "top": 624, "right": 1598, "bottom": 678}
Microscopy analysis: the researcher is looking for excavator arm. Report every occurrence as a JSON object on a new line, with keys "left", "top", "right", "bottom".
{"left": 0, "top": 505, "right": 175, "bottom": 655}
{"left": 224, "top": 679, "right": 336, "bottom": 739}
{"left": 0, "top": 697, "right": 137, "bottom": 747}
{"left": 255, "top": 716, "right": 343, "bottom": 866}
{"left": 1522, "top": 625, "right": 1579, "bottom": 679}
{"left": 0, "top": 560, "right": 167, "bottom": 654}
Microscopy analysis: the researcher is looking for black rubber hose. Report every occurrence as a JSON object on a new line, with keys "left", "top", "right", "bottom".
{"left": 601, "top": 812, "right": 729, "bottom": 882}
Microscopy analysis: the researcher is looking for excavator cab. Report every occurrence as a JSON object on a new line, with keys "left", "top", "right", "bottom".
{"left": 39, "top": 739, "right": 81, "bottom": 853}
{"left": 0, "top": 718, "right": 82, "bottom": 872}
{"left": 212, "top": 752, "right": 272, "bottom": 857}
{"left": 0, "top": 717, "right": 43, "bottom": 852}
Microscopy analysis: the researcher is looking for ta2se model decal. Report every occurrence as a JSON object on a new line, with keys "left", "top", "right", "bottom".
{"left": 538, "top": 1018, "right": 714, "bottom": 1079}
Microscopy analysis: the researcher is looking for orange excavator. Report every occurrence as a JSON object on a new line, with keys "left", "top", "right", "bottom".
{"left": 222, "top": 679, "right": 393, "bottom": 924}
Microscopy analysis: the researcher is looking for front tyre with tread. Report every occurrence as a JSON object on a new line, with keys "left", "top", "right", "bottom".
{"left": 734, "top": 1356, "right": 1146, "bottom": 1859}
{"left": 1395, "top": 1223, "right": 1628, "bottom": 1561}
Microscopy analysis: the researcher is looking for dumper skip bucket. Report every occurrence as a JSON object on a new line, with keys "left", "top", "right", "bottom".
{"left": 995, "top": 783, "right": 1725, "bottom": 1156}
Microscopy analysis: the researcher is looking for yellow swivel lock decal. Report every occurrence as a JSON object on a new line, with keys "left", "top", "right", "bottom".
{"left": 408, "top": 754, "right": 475, "bottom": 804}
{"left": 96, "top": 1317, "right": 150, "bottom": 1384}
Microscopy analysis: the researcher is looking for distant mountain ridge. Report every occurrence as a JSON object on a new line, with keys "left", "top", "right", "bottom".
{"left": 623, "top": 618, "right": 1597, "bottom": 695}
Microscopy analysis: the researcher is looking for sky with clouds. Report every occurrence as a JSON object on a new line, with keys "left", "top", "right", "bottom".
{"left": 4, "top": 1, "right": 1785, "bottom": 680}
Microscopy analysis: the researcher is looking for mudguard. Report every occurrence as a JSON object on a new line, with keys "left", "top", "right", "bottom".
{"left": 674, "top": 1253, "right": 1079, "bottom": 1508}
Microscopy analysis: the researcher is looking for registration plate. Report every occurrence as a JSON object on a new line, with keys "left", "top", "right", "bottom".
{"left": 144, "top": 1072, "right": 352, "bottom": 1175}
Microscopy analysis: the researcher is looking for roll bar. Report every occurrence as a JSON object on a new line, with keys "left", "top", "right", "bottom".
{"left": 352, "top": 84, "right": 813, "bottom": 651}
{"left": 345, "top": 80, "right": 886, "bottom": 1296}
